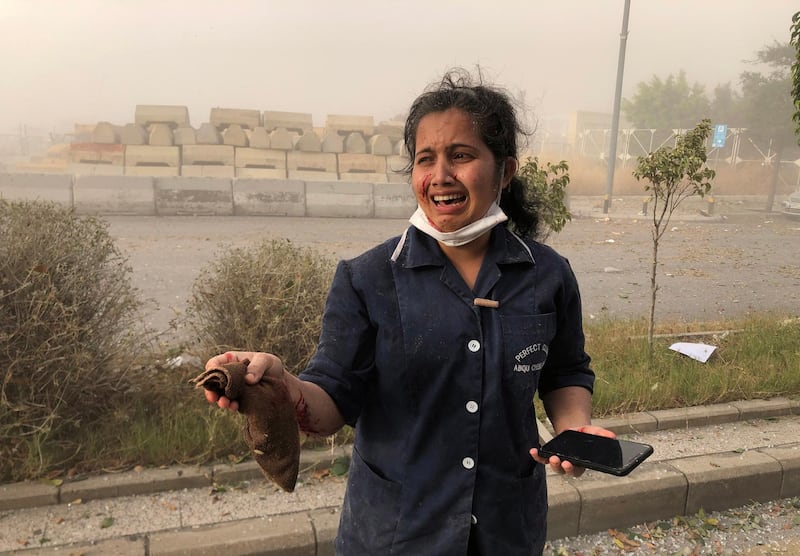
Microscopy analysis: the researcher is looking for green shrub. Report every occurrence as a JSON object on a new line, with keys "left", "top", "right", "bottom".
{"left": 185, "top": 239, "right": 336, "bottom": 374}
{"left": 0, "top": 201, "right": 148, "bottom": 481}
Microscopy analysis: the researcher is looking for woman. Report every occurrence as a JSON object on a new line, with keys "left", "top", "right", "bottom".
{"left": 203, "top": 69, "right": 613, "bottom": 555}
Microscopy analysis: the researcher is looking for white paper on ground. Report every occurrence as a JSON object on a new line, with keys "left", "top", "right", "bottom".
{"left": 669, "top": 342, "right": 717, "bottom": 363}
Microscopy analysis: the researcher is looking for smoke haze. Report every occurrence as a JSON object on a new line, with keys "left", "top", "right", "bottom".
{"left": 1, "top": 0, "right": 796, "bottom": 132}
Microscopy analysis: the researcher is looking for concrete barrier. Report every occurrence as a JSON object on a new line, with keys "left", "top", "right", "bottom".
{"left": 125, "top": 145, "right": 181, "bottom": 168}
{"left": 182, "top": 145, "right": 234, "bottom": 166}
{"left": 262, "top": 111, "right": 313, "bottom": 134}
{"left": 235, "top": 148, "right": 286, "bottom": 171}
{"left": 69, "top": 143, "right": 125, "bottom": 166}
{"left": 92, "top": 121, "right": 118, "bottom": 144}
{"left": 369, "top": 134, "right": 393, "bottom": 156}
{"left": 232, "top": 178, "right": 305, "bottom": 216}
{"left": 325, "top": 114, "right": 374, "bottom": 137}
{"left": 375, "top": 120, "right": 404, "bottom": 142}
{"left": 69, "top": 163, "right": 125, "bottom": 176}
{"left": 321, "top": 130, "right": 344, "bottom": 154}
{"left": 73, "top": 175, "right": 156, "bottom": 215}
{"left": 148, "top": 123, "right": 174, "bottom": 146}
{"left": 343, "top": 132, "right": 367, "bottom": 154}
{"left": 221, "top": 124, "right": 249, "bottom": 147}
{"left": 155, "top": 176, "right": 233, "bottom": 215}
{"left": 125, "top": 166, "right": 180, "bottom": 177}
{"left": 386, "top": 155, "right": 409, "bottom": 183}
{"left": 119, "top": 123, "right": 148, "bottom": 145}
{"left": 306, "top": 181, "right": 373, "bottom": 218}
{"left": 294, "top": 131, "right": 322, "bottom": 152}
{"left": 181, "top": 165, "right": 235, "bottom": 178}
{"left": 196, "top": 123, "right": 222, "bottom": 145}
{"left": 173, "top": 126, "right": 196, "bottom": 145}
{"left": 135, "top": 105, "right": 190, "bottom": 128}
{"left": 0, "top": 173, "right": 73, "bottom": 206}
{"left": 210, "top": 107, "right": 261, "bottom": 130}
{"left": 247, "top": 127, "right": 270, "bottom": 149}
{"left": 373, "top": 182, "right": 415, "bottom": 218}
{"left": 269, "top": 128, "right": 293, "bottom": 150}
{"left": 288, "top": 151, "right": 337, "bottom": 173}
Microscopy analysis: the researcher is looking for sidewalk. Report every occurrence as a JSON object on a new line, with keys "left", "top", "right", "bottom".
{"left": 2, "top": 398, "right": 799, "bottom": 555}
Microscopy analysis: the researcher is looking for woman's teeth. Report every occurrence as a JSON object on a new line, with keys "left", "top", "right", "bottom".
{"left": 433, "top": 193, "right": 466, "bottom": 205}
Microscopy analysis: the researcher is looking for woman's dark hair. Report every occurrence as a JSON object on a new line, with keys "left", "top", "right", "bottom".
{"left": 403, "top": 68, "right": 543, "bottom": 239}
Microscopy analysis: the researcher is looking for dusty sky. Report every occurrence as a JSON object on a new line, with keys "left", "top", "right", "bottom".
{"left": 1, "top": 1, "right": 797, "bottom": 133}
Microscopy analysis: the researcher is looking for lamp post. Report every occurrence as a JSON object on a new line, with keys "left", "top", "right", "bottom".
{"left": 603, "top": 0, "right": 631, "bottom": 213}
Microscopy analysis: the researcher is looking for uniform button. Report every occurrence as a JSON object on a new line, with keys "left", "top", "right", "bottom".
{"left": 468, "top": 340, "right": 481, "bottom": 352}
{"left": 466, "top": 400, "right": 479, "bottom": 413}
{"left": 462, "top": 457, "right": 475, "bottom": 469}
{"left": 471, "top": 514, "right": 478, "bottom": 525}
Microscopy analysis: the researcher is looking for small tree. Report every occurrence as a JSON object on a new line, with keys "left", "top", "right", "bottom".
{"left": 515, "top": 157, "right": 572, "bottom": 240}
{"left": 791, "top": 11, "right": 800, "bottom": 142}
{"left": 633, "top": 120, "right": 716, "bottom": 360}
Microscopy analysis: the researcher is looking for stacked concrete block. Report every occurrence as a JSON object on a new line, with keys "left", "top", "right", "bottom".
{"left": 337, "top": 153, "right": 387, "bottom": 183}
{"left": 368, "top": 135, "right": 393, "bottom": 156}
{"left": 119, "top": 123, "right": 148, "bottom": 145}
{"left": 234, "top": 148, "right": 287, "bottom": 179}
{"left": 375, "top": 121, "right": 404, "bottom": 143}
{"left": 181, "top": 145, "right": 235, "bottom": 178}
{"left": 222, "top": 124, "right": 248, "bottom": 147}
{"left": 263, "top": 111, "right": 313, "bottom": 134}
{"left": 148, "top": 123, "right": 174, "bottom": 146}
{"left": 269, "top": 128, "right": 293, "bottom": 151}
{"left": 173, "top": 127, "right": 197, "bottom": 146}
{"left": 92, "top": 122, "right": 119, "bottom": 144}
{"left": 69, "top": 142, "right": 125, "bottom": 175}
{"left": 210, "top": 107, "right": 261, "bottom": 130}
{"left": 125, "top": 145, "right": 181, "bottom": 177}
{"left": 386, "top": 155, "right": 410, "bottom": 183}
{"left": 343, "top": 132, "right": 367, "bottom": 154}
{"left": 293, "top": 131, "right": 322, "bottom": 153}
{"left": 135, "top": 105, "right": 190, "bottom": 128}
{"left": 247, "top": 127, "right": 270, "bottom": 149}
{"left": 325, "top": 114, "right": 374, "bottom": 137}
{"left": 321, "top": 130, "right": 344, "bottom": 154}
{"left": 287, "top": 151, "right": 338, "bottom": 181}
{"left": 196, "top": 123, "right": 222, "bottom": 145}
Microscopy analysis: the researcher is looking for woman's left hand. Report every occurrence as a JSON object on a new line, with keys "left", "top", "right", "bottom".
{"left": 528, "top": 425, "right": 616, "bottom": 478}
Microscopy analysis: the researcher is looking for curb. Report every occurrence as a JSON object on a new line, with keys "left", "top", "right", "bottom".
{"left": 3, "top": 398, "right": 799, "bottom": 555}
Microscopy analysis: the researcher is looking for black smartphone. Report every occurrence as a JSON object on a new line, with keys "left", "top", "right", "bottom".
{"left": 538, "top": 430, "right": 653, "bottom": 476}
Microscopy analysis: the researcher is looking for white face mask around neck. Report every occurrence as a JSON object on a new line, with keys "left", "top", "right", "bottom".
{"left": 408, "top": 168, "right": 508, "bottom": 247}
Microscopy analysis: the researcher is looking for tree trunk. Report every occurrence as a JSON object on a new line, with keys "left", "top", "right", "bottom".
{"left": 648, "top": 237, "right": 659, "bottom": 365}
{"left": 765, "top": 148, "right": 783, "bottom": 213}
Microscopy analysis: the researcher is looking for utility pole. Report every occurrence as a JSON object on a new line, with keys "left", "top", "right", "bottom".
{"left": 603, "top": 0, "right": 631, "bottom": 213}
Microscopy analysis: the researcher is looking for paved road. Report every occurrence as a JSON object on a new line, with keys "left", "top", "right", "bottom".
{"left": 106, "top": 196, "right": 800, "bottom": 338}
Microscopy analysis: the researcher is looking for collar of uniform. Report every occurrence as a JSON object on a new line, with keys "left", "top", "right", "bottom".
{"left": 396, "top": 226, "right": 535, "bottom": 269}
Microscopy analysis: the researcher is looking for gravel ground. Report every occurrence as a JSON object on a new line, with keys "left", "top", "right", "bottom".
{"left": 543, "top": 497, "right": 800, "bottom": 555}
{"left": 2, "top": 416, "right": 798, "bottom": 553}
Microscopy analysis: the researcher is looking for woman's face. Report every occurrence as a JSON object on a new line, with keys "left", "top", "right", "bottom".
{"left": 411, "top": 108, "right": 515, "bottom": 233}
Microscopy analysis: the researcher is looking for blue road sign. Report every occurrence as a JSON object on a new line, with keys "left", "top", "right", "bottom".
{"left": 712, "top": 124, "right": 727, "bottom": 148}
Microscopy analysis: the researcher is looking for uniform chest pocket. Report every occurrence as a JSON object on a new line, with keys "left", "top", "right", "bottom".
{"left": 500, "top": 313, "right": 557, "bottom": 384}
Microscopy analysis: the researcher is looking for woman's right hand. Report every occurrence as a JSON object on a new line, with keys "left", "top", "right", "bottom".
{"left": 203, "top": 351, "right": 286, "bottom": 412}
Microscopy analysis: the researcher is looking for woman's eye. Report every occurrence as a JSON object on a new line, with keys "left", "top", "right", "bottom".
{"left": 453, "top": 152, "right": 471, "bottom": 161}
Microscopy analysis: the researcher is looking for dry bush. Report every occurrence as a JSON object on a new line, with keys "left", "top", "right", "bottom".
{"left": 0, "top": 201, "right": 148, "bottom": 481}
{"left": 185, "top": 239, "right": 336, "bottom": 374}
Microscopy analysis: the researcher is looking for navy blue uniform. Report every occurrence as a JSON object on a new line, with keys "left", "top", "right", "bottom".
{"left": 300, "top": 225, "right": 595, "bottom": 555}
